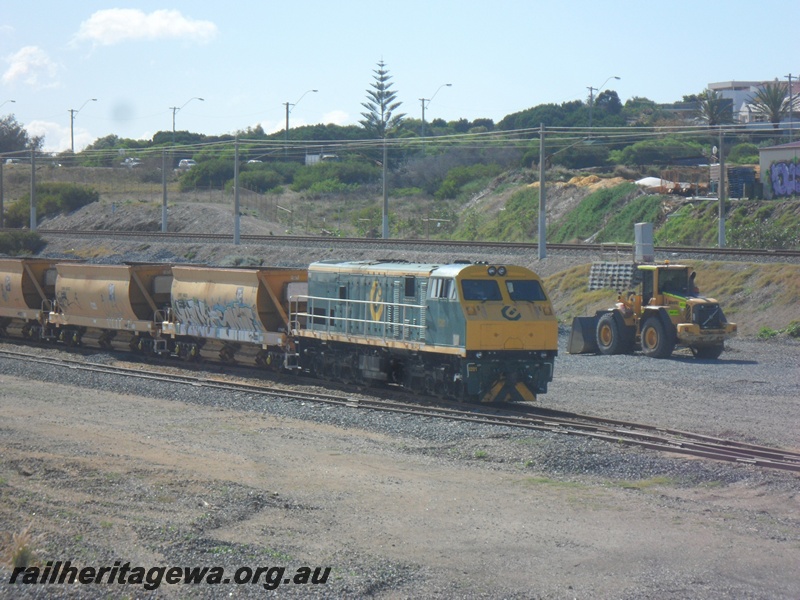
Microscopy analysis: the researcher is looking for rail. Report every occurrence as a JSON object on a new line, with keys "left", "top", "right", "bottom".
{"left": 30, "top": 229, "right": 800, "bottom": 260}
{"left": 0, "top": 346, "right": 796, "bottom": 473}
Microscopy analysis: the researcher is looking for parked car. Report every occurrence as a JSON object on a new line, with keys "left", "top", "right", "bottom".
{"left": 121, "top": 157, "right": 142, "bottom": 168}
{"left": 177, "top": 159, "right": 196, "bottom": 170}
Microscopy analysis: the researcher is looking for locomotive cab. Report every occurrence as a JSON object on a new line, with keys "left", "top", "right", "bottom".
{"left": 451, "top": 264, "right": 558, "bottom": 401}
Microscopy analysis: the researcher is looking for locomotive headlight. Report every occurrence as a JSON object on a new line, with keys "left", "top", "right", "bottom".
{"left": 487, "top": 266, "right": 497, "bottom": 276}
{"left": 497, "top": 266, "right": 507, "bottom": 276}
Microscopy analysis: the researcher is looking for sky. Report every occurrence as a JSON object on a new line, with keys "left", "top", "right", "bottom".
{"left": 1, "top": 1, "right": 797, "bottom": 153}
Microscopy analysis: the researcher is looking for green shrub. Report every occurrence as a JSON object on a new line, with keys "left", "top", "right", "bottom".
{"left": 757, "top": 327, "right": 779, "bottom": 340}
{"left": 307, "top": 180, "right": 357, "bottom": 195}
{"left": 179, "top": 158, "right": 234, "bottom": 190}
{"left": 434, "top": 163, "right": 502, "bottom": 200}
{"left": 291, "top": 160, "right": 379, "bottom": 192}
{"left": 238, "top": 170, "right": 282, "bottom": 193}
{"left": 784, "top": 321, "right": 800, "bottom": 338}
{"left": 727, "top": 143, "right": 759, "bottom": 165}
{"left": 4, "top": 183, "right": 98, "bottom": 228}
{"left": 728, "top": 221, "right": 799, "bottom": 250}
{"left": 609, "top": 137, "right": 705, "bottom": 166}
{"left": 0, "top": 231, "right": 46, "bottom": 255}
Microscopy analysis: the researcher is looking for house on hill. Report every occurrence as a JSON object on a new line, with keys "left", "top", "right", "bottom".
{"left": 709, "top": 80, "right": 800, "bottom": 126}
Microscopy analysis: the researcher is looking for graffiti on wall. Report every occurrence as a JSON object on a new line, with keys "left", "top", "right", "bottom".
{"left": 770, "top": 160, "right": 800, "bottom": 198}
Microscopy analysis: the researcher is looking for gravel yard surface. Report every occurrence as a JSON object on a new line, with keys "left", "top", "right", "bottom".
{"left": 1, "top": 335, "right": 798, "bottom": 599}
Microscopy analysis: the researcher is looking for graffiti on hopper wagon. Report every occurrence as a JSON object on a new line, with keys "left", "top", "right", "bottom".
{"left": 770, "top": 161, "right": 800, "bottom": 198}
{"left": 173, "top": 287, "right": 262, "bottom": 332}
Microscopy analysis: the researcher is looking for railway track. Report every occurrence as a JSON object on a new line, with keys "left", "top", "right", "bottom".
{"left": 2, "top": 347, "right": 798, "bottom": 473}
{"left": 29, "top": 228, "right": 800, "bottom": 261}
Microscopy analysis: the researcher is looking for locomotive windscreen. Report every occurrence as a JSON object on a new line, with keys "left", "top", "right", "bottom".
{"left": 506, "top": 280, "right": 547, "bottom": 302}
{"left": 461, "top": 279, "right": 502, "bottom": 302}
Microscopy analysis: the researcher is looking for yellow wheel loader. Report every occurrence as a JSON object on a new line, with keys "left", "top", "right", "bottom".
{"left": 569, "top": 263, "right": 737, "bottom": 359}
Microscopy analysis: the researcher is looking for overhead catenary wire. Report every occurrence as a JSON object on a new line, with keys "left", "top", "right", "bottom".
{"left": 29, "top": 121, "right": 783, "bottom": 164}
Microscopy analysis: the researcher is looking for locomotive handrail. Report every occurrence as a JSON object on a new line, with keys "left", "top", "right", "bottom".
{"left": 290, "top": 294, "right": 426, "bottom": 342}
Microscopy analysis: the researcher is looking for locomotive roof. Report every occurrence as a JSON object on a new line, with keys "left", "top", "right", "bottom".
{"left": 309, "top": 260, "right": 474, "bottom": 277}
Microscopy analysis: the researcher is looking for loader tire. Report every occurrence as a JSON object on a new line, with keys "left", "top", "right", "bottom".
{"left": 693, "top": 344, "right": 724, "bottom": 359}
{"left": 641, "top": 318, "right": 676, "bottom": 359}
{"left": 596, "top": 312, "right": 634, "bottom": 355}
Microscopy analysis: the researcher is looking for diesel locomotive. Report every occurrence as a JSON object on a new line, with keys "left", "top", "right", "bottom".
{"left": 0, "top": 257, "right": 558, "bottom": 403}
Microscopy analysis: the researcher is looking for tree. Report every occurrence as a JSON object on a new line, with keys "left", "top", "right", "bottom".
{"left": 621, "top": 97, "right": 660, "bottom": 126}
{"left": 748, "top": 81, "right": 794, "bottom": 128}
{"left": 594, "top": 90, "right": 623, "bottom": 116}
{"left": 360, "top": 60, "right": 405, "bottom": 138}
{"left": 697, "top": 90, "right": 733, "bottom": 125}
{"left": 0, "top": 114, "right": 42, "bottom": 153}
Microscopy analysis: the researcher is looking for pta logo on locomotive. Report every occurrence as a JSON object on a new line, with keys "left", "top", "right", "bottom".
{"left": 369, "top": 280, "right": 384, "bottom": 320}
{"left": 501, "top": 305, "right": 521, "bottom": 321}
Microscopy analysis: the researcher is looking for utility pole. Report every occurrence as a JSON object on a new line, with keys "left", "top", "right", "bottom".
{"left": 234, "top": 137, "right": 240, "bottom": 245}
{"left": 718, "top": 127, "right": 726, "bottom": 248}
{"left": 30, "top": 149, "right": 36, "bottom": 231}
{"left": 538, "top": 124, "right": 546, "bottom": 259}
{"left": 161, "top": 151, "right": 168, "bottom": 233}
{"left": 0, "top": 160, "right": 4, "bottom": 228}
{"left": 382, "top": 137, "right": 388, "bottom": 239}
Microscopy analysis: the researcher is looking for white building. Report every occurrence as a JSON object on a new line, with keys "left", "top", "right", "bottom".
{"left": 708, "top": 80, "right": 800, "bottom": 126}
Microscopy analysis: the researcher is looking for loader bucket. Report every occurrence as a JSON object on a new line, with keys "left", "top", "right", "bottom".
{"left": 568, "top": 316, "right": 599, "bottom": 354}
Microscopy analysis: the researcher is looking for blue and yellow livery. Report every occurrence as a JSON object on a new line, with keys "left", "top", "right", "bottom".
{"left": 291, "top": 260, "right": 558, "bottom": 403}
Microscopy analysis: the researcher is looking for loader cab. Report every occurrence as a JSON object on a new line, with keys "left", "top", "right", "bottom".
{"left": 640, "top": 265, "right": 690, "bottom": 305}
{"left": 641, "top": 269, "right": 654, "bottom": 306}
{"left": 657, "top": 267, "right": 690, "bottom": 297}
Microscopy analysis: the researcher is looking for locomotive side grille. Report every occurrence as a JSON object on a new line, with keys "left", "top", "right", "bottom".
{"left": 418, "top": 280, "right": 427, "bottom": 341}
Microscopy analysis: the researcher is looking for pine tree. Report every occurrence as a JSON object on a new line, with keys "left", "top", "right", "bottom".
{"left": 360, "top": 60, "right": 405, "bottom": 138}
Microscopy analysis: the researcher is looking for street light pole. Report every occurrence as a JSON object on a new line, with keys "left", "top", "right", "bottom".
{"left": 419, "top": 83, "right": 452, "bottom": 138}
{"left": 69, "top": 98, "right": 97, "bottom": 153}
{"left": 284, "top": 89, "right": 318, "bottom": 155}
{"left": 170, "top": 97, "right": 204, "bottom": 146}
{"left": 0, "top": 99, "right": 15, "bottom": 110}
{"left": 587, "top": 76, "right": 620, "bottom": 133}
{"left": 787, "top": 73, "right": 795, "bottom": 143}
